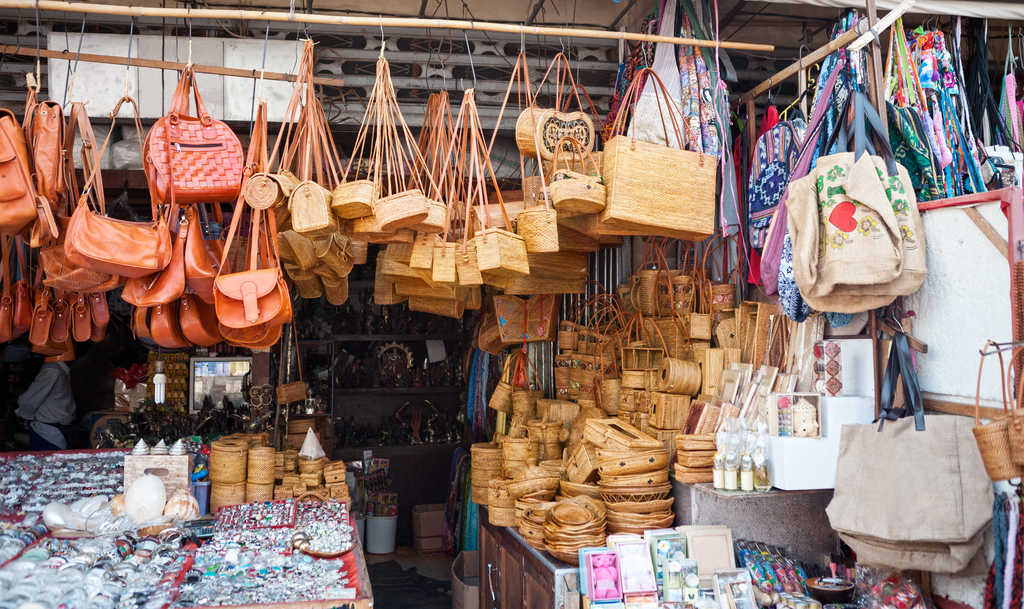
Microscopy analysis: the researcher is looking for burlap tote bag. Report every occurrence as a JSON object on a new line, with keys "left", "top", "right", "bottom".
{"left": 826, "top": 415, "right": 992, "bottom": 573}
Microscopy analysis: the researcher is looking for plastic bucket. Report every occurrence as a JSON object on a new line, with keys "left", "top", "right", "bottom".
{"left": 365, "top": 515, "right": 398, "bottom": 554}
{"left": 192, "top": 481, "right": 211, "bottom": 515}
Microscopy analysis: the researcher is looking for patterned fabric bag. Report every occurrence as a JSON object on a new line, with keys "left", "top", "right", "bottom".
{"left": 747, "top": 120, "right": 799, "bottom": 249}
{"left": 887, "top": 102, "right": 945, "bottom": 201}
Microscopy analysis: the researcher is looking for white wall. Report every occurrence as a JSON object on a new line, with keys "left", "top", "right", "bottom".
{"left": 48, "top": 34, "right": 302, "bottom": 122}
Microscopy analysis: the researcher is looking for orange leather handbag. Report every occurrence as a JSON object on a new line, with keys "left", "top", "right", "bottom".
{"left": 64, "top": 97, "right": 172, "bottom": 279}
{"left": 180, "top": 293, "right": 222, "bottom": 347}
{"left": 214, "top": 101, "right": 290, "bottom": 331}
{"left": 0, "top": 109, "right": 40, "bottom": 234}
{"left": 184, "top": 204, "right": 222, "bottom": 303}
{"left": 132, "top": 306, "right": 151, "bottom": 341}
{"left": 71, "top": 293, "right": 91, "bottom": 342}
{"left": 42, "top": 103, "right": 120, "bottom": 292}
{"left": 89, "top": 292, "right": 108, "bottom": 341}
{"left": 121, "top": 209, "right": 187, "bottom": 307}
{"left": 12, "top": 241, "right": 32, "bottom": 338}
{"left": 149, "top": 301, "right": 191, "bottom": 349}
{"left": 0, "top": 237, "right": 13, "bottom": 342}
{"left": 144, "top": 66, "right": 244, "bottom": 206}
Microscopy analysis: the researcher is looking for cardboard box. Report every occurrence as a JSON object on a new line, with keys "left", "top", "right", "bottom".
{"left": 452, "top": 550, "right": 479, "bottom": 609}
{"left": 124, "top": 454, "right": 193, "bottom": 499}
{"left": 415, "top": 535, "right": 444, "bottom": 554}
{"left": 413, "top": 503, "right": 446, "bottom": 539}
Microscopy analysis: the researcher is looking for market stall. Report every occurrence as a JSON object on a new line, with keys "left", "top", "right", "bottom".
{"left": 0, "top": 0, "right": 1020, "bottom": 607}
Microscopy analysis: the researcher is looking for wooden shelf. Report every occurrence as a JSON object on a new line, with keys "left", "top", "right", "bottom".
{"left": 678, "top": 481, "right": 832, "bottom": 498}
{"left": 334, "top": 386, "right": 463, "bottom": 395}
{"left": 299, "top": 334, "right": 461, "bottom": 346}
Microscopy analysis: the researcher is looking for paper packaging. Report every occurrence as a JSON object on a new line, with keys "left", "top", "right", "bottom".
{"left": 298, "top": 428, "right": 326, "bottom": 459}
{"left": 451, "top": 551, "right": 479, "bottom": 609}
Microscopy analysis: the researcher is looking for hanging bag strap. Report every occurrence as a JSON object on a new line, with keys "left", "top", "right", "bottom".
{"left": 876, "top": 331, "right": 924, "bottom": 431}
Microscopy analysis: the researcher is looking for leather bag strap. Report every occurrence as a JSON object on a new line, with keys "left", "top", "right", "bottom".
{"left": 876, "top": 332, "right": 925, "bottom": 431}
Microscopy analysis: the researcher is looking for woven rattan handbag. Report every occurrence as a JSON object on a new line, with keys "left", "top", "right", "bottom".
{"left": 277, "top": 325, "right": 308, "bottom": 405}
{"left": 514, "top": 52, "right": 599, "bottom": 162}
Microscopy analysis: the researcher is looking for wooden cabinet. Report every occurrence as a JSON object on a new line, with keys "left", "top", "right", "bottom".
{"left": 478, "top": 508, "right": 579, "bottom": 609}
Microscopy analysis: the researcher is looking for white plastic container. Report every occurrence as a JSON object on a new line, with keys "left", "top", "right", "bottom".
{"left": 366, "top": 515, "right": 398, "bottom": 554}
{"left": 768, "top": 396, "right": 875, "bottom": 490}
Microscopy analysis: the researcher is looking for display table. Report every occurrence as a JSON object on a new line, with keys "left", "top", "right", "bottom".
{"left": 672, "top": 479, "right": 836, "bottom": 563}
{"left": 0, "top": 449, "right": 373, "bottom": 609}
{"left": 478, "top": 506, "right": 581, "bottom": 609}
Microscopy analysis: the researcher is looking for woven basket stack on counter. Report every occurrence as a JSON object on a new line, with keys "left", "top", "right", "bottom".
{"left": 674, "top": 434, "right": 717, "bottom": 483}
{"left": 207, "top": 434, "right": 350, "bottom": 510}
{"left": 543, "top": 496, "right": 607, "bottom": 565}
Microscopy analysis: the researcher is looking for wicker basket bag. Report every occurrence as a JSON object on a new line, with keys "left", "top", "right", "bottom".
{"left": 548, "top": 135, "right": 606, "bottom": 217}
{"left": 973, "top": 344, "right": 1024, "bottom": 479}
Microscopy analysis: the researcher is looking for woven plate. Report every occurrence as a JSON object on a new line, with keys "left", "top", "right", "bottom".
{"left": 605, "top": 497, "right": 675, "bottom": 514}
{"left": 559, "top": 480, "right": 602, "bottom": 499}
{"left": 550, "top": 502, "right": 593, "bottom": 527}
{"left": 598, "top": 482, "right": 672, "bottom": 503}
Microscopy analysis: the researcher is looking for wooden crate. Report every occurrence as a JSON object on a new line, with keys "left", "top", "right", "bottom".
{"left": 124, "top": 454, "right": 193, "bottom": 499}
{"left": 651, "top": 392, "right": 691, "bottom": 430}
{"left": 583, "top": 418, "right": 662, "bottom": 452}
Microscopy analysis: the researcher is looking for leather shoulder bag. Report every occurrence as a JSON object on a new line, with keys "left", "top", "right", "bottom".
{"left": 41, "top": 103, "right": 118, "bottom": 292}
{"left": 64, "top": 97, "right": 173, "bottom": 279}
{"left": 0, "top": 236, "right": 14, "bottom": 342}
{"left": 144, "top": 66, "right": 244, "bottom": 206}
{"left": 184, "top": 204, "right": 223, "bottom": 303}
{"left": 0, "top": 108, "right": 39, "bottom": 234}
{"left": 214, "top": 101, "right": 290, "bottom": 332}
{"left": 180, "top": 292, "right": 222, "bottom": 347}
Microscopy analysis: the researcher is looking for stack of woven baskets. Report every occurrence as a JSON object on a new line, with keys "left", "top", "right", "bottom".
{"left": 674, "top": 433, "right": 716, "bottom": 483}
{"left": 487, "top": 463, "right": 560, "bottom": 528}
{"left": 543, "top": 496, "right": 607, "bottom": 565}
{"left": 209, "top": 437, "right": 249, "bottom": 512}
{"left": 596, "top": 447, "right": 674, "bottom": 534}
{"left": 470, "top": 442, "right": 503, "bottom": 504}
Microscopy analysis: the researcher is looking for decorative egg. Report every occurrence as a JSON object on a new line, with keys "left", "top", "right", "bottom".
{"left": 163, "top": 489, "right": 200, "bottom": 521}
{"left": 109, "top": 494, "right": 126, "bottom": 516}
{"left": 124, "top": 474, "right": 166, "bottom": 524}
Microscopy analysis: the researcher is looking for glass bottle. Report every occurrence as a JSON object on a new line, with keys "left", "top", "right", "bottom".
{"left": 740, "top": 453, "right": 754, "bottom": 491}
{"left": 753, "top": 444, "right": 772, "bottom": 492}
{"left": 724, "top": 433, "right": 739, "bottom": 491}
{"left": 713, "top": 426, "right": 728, "bottom": 489}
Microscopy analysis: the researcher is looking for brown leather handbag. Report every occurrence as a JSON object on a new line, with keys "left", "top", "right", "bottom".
{"left": 71, "top": 293, "right": 91, "bottom": 342}
{"left": 41, "top": 104, "right": 119, "bottom": 291}
{"left": 25, "top": 98, "right": 63, "bottom": 245}
{"left": 12, "top": 241, "right": 32, "bottom": 338}
{"left": 89, "top": 292, "right": 109, "bottom": 342}
{"left": 180, "top": 293, "right": 221, "bottom": 347}
{"left": 132, "top": 306, "right": 151, "bottom": 341}
{"left": 149, "top": 301, "right": 191, "bottom": 349}
{"left": 121, "top": 209, "right": 187, "bottom": 306}
{"left": 64, "top": 97, "right": 172, "bottom": 279}
{"left": 214, "top": 101, "right": 289, "bottom": 330}
{"left": 28, "top": 285, "right": 52, "bottom": 348}
{"left": 184, "top": 204, "right": 222, "bottom": 303}
{"left": 49, "top": 294, "right": 70, "bottom": 343}
{"left": 0, "top": 109, "right": 40, "bottom": 234}
{"left": 0, "top": 236, "right": 13, "bottom": 343}
{"left": 144, "top": 66, "right": 244, "bottom": 206}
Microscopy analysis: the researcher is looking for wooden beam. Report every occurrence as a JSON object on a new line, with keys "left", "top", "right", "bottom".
{"left": 721, "top": 0, "right": 750, "bottom": 30}
{"left": 526, "top": 0, "right": 547, "bottom": 25}
{"left": 864, "top": 0, "right": 887, "bottom": 126}
{"left": 610, "top": 0, "right": 640, "bottom": 30}
{"left": 0, "top": 44, "right": 346, "bottom": 88}
{"left": 0, "top": 0, "right": 775, "bottom": 52}
{"left": 924, "top": 397, "right": 1008, "bottom": 421}
{"left": 740, "top": 23, "right": 865, "bottom": 102}
{"left": 963, "top": 207, "right": 1009, "bottom": 258}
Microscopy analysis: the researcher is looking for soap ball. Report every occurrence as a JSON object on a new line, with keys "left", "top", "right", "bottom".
{"left": 163, "top": 489, "right": 200, "bottom": 521}
{"left": 124, "top": 474, "right": 167, "bottom": 524}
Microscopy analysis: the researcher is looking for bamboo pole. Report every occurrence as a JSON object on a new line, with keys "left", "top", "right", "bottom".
{"left": 0, "top": 0, "right": 775, "bottom": 52}
{"left": 0, "top": 44, "right": 346, "bottom": 87}
{"left": 739, "top": 23, "right": 866, "bottom": 103}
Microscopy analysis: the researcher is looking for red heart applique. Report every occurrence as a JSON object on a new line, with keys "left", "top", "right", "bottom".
{"left": 829, "top": 201, "right": 857, "bottom": 232}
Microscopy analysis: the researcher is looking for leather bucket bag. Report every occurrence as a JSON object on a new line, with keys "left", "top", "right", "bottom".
{"left": 121, "top": 209, "right": 187, "bottom": 307}
{"left": 144, "top": 65, "right": 244, "bottom": 206}
{"left": 184, "top": 204, "right": 223, "bottom": 303}
{"left": 180, "top": 292, "right": 222, "bottom": 347}
{"left": 64, "top": 97, "right": 172, "bottom": 279}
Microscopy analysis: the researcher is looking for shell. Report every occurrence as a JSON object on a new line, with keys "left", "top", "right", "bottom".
{"left": 169, "top": 439, "right": 187, "bottom": 456}
{"left": 125, "top": 474, "right": 166, "bottom": 524}
{"left": 163, "top": 489, "right": 200, "bottom": 521}
{"left": 151, "top": 439, "right": 169, "bottom": 455}
{"left": 132, "top": 438, "right": 150, "bottom": 455}
{"left": 109, "top": 494, "right": 126, "bottom": 515}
